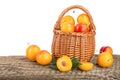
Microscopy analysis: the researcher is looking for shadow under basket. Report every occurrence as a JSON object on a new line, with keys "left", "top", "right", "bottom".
{"left": 51, "top": 5, "right": 96, "bottom": 61}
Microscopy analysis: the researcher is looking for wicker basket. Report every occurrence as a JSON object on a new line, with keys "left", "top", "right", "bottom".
{"left": 51, "top": 5, "right": 96, "bottom": 61}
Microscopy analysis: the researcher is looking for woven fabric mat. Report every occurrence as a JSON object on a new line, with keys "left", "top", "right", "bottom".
{"left": 0, "top": 55, "right": 120, "bottom": 80}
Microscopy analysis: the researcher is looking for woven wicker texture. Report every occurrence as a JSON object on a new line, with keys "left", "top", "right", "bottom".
{"left": 51, "top": 5, "right": 96, "bottom": 61}
{"left": 0, "top": 55, "right": 120, "bottom": 80}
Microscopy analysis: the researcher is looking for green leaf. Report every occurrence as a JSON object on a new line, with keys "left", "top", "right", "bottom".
{"left": 49, "top": 57, "right": 58, "bottom": 70}
{"left": 52, "top": 56, "right": 57, "bottom": 63}
{"left": 72, "top": 58, "right": 81, "bottom": 69}
{"left": 49, "top": 64, "right": 58, "bottom": 70}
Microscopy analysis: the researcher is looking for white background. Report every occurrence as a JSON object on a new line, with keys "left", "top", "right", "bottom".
{"left": 0, "top": 0, "right": 120, "bottom": 56}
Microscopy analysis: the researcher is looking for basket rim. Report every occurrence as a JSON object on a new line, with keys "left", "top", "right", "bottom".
{"left": 53, "top": 29, "right": 96, "bottom": 37}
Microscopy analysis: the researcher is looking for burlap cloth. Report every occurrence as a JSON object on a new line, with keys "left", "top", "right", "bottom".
{"left": 0, "top": 55, "right": 120, "bottom": 80}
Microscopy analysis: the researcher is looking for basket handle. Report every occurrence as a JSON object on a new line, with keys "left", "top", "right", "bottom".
{"left": 54, "top": 5, "right": 96, "bottom": 31}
